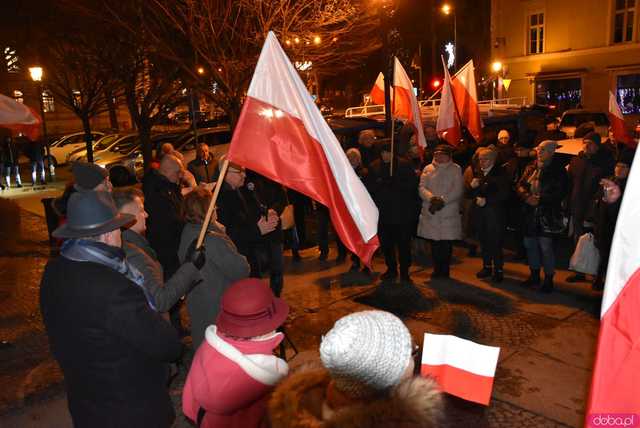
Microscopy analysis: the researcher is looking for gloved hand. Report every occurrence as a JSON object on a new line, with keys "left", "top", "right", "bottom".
{"left": 186, "top": 239, "right": 206, "bottom": 270}
{"left": 429, "top": 196, "right": 445, "bottom": 213}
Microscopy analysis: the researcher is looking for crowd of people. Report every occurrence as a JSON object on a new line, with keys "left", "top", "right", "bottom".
{"left": 36, "top": 114, "right": 635, "bottom": 427}
{"left": 0, "top": 130, "right": 49, "bottom": 189}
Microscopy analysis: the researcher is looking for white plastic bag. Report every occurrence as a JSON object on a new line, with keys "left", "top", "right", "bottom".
{"left": 569, "top": 232, "right": 600, "bottom": 276}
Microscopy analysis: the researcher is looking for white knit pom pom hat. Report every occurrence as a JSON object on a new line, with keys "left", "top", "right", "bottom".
{"left": 320, "top": 310, "right": 413, "bottom": 395}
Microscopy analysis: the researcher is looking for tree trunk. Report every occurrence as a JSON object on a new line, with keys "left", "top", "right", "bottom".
{"left": 105, "top": 91, "right": 119, "bottom": 131}
{"left": 139, "top": 121, "right": 153, "bottom": 172}
{"left": 82, "top": 115, "right": 94, "bottom": 163}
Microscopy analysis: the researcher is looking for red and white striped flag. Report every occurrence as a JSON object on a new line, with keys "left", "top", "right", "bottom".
{"left": 451, "top": 60, "right": 483, "bottom": 143}
{"left": 0, "top": 93, "right": 41, "bottom": 141}
{"left": 369, "top": 72, "right": 387, "bottom": 106}
{"left": 227, "top": 32, "right": 379, "bottom": 264}
{"left": 587, "top": 148, "right": 640, "bottom": 416}
{"left": 393, "top": 57, "right": 426, "bottom": 151}
{"left": 421, "top": 333, "right": 500, "bottom": 405}
{"left": 608, "top": 91, "right": 636, "bottom": 148}
{"left": 436, "top": 60, "right": 461, "bottom": 146}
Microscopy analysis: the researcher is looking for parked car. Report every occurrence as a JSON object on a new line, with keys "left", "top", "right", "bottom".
{"left": 171, "top": 126, "right": 232, "bottom": 165}
{"left": 48, "top": 131, "right": 105, "bottom": 166}
{"left": 559, "top": 110, "right": 609, "bottom": 138}
{"left": 66, "top": 134, "right": 121, "bottom": 164}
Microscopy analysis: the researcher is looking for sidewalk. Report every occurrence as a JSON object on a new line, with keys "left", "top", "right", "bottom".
{"left": 0, "top": 203, "right": 601, "bottom": 427}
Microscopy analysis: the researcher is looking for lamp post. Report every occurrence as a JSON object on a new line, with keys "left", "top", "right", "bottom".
{"left": 441, "top": 3, "right": 457, "bottom": 71}
{"left": 29, "top": 66, "right": 53, "bottom": 181}
{"left": 491, "top": 61, "right": 503, "bottom": 99}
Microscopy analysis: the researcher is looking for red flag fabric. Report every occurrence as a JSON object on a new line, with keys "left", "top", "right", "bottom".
{"left": 421, "top": 333, "right": 500, "bottom": 405}
{"left": 608, "top": 91, "right": 636, "bottom": 148}
{"left": 436, "top": 61, "right": 461, "bottom": 146}
{"left": 369, "top": 72, "right": 386, "bottom": 106}
{"left": 227, "top": 32, "right": 379, "bottom": 265}
{"left": 586, "top": 148, "right": 640, "bottom": 418}
{"left": 392, "top": 57, "right": 426, "bottom": 151}
{"left": 0, "top": 93, "right": 41, "bottom": 141}
{"left": 451, "top": 60, "right": 483, "bottom": 143}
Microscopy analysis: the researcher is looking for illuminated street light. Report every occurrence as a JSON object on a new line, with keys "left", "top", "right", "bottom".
{"left": 197, "top": 66, "right": 205, "bottom": 75}
{"left": 294, "top": 37, "right": 300, "bottom": 44}
{"left": 441, "top": 4, "right": 452, "bottom": 15}
{"left": 313, "top": 36, "right": 321, "bottom": 45}
{"left": 286, "top": 39, "right": 291, "bottom": 46}
{"left": 332, "top": 37, "right": 338, "bottom": 42}
{"left": 440, "top": 4, "right": 456, "bottom": 70}
{"left": 491, "top": 61, "right": 503, "bottom": 73}
{"left": 29, "top": 66, "right": 43, "bottom": 82}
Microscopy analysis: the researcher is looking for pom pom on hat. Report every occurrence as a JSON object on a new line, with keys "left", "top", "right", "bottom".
{"left": 320, "top": 310, "right": 413, "bottom": 394}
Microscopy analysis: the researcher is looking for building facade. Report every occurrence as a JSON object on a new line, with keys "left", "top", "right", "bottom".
{"left": 491, "top": 0, "right": 640, "bottom": 123}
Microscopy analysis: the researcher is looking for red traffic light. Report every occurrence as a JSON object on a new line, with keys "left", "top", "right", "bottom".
{"left": 431, "top": 79, "right": 441, "bottom": 89}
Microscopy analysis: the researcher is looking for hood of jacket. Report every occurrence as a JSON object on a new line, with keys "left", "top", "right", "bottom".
{"left": 269, "top": 365, "right": 443, "bottom": 428}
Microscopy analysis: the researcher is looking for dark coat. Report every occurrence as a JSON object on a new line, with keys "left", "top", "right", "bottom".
{"left": 217, "top": 182, "right": 263, "bottom": 259}
{"left": 517, "top": 157, "right": 569, "bottom": 237}
{"left": 187, "top": 156, "right": 216, "bottom": 184}
{"left": 594, "top": 177, "right": 627, "bottom": 251}
{"left": 143, "top": 169, "right": 185, "bottom": 278}
{"left": 465, "top": 164, "right": 511, "bottom": 224}
{"left": 367, "top": 156, "right": 419, "bottom": 226}
{"left": 567, "top": 147, "right": 616, "bottom": 226}
{"left": 40, "top": 255, "right": 182, "bottom": 428}
{"left": 122, "top": 229, "right": 201, "bottom": 313}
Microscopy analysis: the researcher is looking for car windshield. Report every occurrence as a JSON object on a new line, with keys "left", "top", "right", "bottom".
{"left": 94, "top": 135, "right": 120, "bottom": 151}
{"left": 562, "top": 113, "right": 609, "bottom": 127}
{"left": 109, "top": 136, "right": 139, "bottom": 154}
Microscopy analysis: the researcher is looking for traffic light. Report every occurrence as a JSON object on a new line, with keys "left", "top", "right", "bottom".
{"left": 431, "top": 78, "right": 441, "bottom": 89}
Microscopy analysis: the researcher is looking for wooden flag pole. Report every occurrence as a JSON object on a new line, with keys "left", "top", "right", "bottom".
{"left": 196, "top": 159, "right": 229, "bottom": 249}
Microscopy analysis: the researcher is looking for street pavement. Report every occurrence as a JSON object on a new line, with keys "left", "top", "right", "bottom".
{"left": 0, "top": 187, "right": 602, "bottom": 427}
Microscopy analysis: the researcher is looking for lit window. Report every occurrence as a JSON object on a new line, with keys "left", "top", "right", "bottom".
{"left": 528, "top": 13, "right": 544, "bottom": 55}
{"left": 13, "top": 90, "right": 23, "bottom": 103}
{"left": 4, "top": 47, "right": 19, "bottom": 73}
{"left": 613, "top": 0, "right": 636, "bottom": 43}
{"left": 42, "top": 90, "right": 55, "bottom": 113}
{"left": 617, "top": 74, "right": 640, "bottom": 114}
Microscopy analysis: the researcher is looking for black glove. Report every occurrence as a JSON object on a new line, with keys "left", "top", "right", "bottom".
{"left": 429, "top": 196, "right": 445, "bottom": 212}
{"left": 186, "top": 239, "right": 206, "bottom": 270}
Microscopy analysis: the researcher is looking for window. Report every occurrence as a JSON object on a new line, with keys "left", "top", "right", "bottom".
{"left": 617, "top": 74, "right": 640, "bottom": 114}
{"left": 42, "top": 90, "right": 55, "bottom": 113}
{"left": 528, "top": 13, "right": 544, "bottom": 54}
{"left": 535, "top": 78, "right": 582, "bottom": 111}
{"left": 4, "top": 47, "right": 19, "bottom": 73}
{"left": 614, "top": 0, "right": 636, "bottom": 43}
{"left": 12, "top": 90, "right": 23, "bottom": 103}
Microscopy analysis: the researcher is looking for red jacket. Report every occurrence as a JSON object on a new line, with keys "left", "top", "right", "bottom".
{"left": 183, "top": 326, "right": 289, "bottom": 428}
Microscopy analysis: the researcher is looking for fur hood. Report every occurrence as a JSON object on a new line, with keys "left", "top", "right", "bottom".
{"left": 269, "top": 365, "right": 443, "bottom": 428}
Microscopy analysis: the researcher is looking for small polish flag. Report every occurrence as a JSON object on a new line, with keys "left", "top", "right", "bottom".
{"left": 227, "top": 32, "right": 379, "bottom": 265}
{"left": 369, "top": 72, "right": 387, "bottom": 106}
{"left": 436, "top": 59, "right": 461, "bottom": 146}
{"left": 0, "top": 93, "right": 42, "bottom": 141}
{"left": 451, "top": 60, "right": 483, "bottom": 143}
{"left": 421, "top": 333, "right": 500, "bottom": 405}
{"left": 608, "top": 91, "right": 636, "bottom": 148}
{"left": 392, "top": 57, "right": 427, "bottom": 151}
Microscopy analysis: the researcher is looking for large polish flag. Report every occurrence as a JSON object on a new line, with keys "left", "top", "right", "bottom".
{"left": 369, "top": 72, "right": 387, "bottom": 106}
{"left": 586, "top": 148, "right": 640, "bottom": 417}
{"left": 227, "top": 32, "right": 379, "bottom": 264}
{"left": 451, "top": 60, "right": 483, "bottom": 143}
{"left": 393, "top": 57, "right": 427, "bottom": 151}
{"left": 608, "top": 91, "right": 636, "bottom": 148}
{"left": 421, "top": 333, "right": 500, "bottom": 405}
{"left": 0, "top": 94, "right": 41, "bottom": 141}
{"left": 436, "top": 62, "right": 461, "bottom": 146}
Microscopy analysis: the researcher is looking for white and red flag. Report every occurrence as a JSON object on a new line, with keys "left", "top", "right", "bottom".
{"left": 451, "top": 60, "right": 483, "bottom": 143}
{"left": 227, "top": 32, "right": 379, "bottom": 264}
{"left": 586, "top": 148, "right": 640, "bottom": 417}
{"left": 393, "top": 57, "right": 427, "bottom": 151}
{"left": 608, "top": 91, "right": 636, "bottom": 148}
{"left": 421, "top": 333, "right": 500, "bottom": 405}
{"left": 436, "top": 60, "right": 461, "bottom": 146}
{"left": 369, "top": 72, "right": 387, "bottom": 106}
{"left": 0, "top": 94, "right": 41, "bottom": 141}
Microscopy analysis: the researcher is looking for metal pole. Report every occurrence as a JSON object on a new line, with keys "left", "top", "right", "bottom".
{"left": 37, "top": 84, "right": 52, "bottom": 181}
{"left": 453, "top": 12, "right": 457, "bottom": 72}
{"left": 418, "top": 43, "right": 423, "bottom": 99}
{"left": 190, "top": 88, "right": 199, "bottom": 146}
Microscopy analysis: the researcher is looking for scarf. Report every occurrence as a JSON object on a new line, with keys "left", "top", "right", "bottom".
{"left": 61, "top": 239, "right": 156, "bottom": 310}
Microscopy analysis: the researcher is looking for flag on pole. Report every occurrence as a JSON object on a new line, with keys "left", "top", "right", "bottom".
{"left": 436, "top": 59, "right": 461, "bottom": 146}
{"left": 586, "top": 148, "right": 640, "bottom": 416}
{"left": 227, "top": 32, "right": 379, "bottom": 265}
{"left": 450, "top": 60, "right": 483, "bottom": 143}
{"left": 0, "top": 94, "right": 41, "bottom": 141}
{"left": 421, "top": 333, "right": 500, "bottom": 405}
{"left": 369, "top": 72, "right": 387, "bottom": 106}
{"left": 393, "top": 57, "right": 427, "bottom": 151}
{"left": 608, "top": 91, "right": 636, "bottom": 148}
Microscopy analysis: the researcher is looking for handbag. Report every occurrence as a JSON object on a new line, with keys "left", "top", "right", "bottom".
{"left": 569, "top": 232, "right": 600, "bottom": 276}
{"left": 280, "top": 204, "right": 295, "bottom": 230}
{"left": 539, "top": 207, "right": 566, "bottom": 235}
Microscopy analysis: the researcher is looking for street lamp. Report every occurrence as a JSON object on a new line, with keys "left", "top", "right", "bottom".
{"left": 491, "top": 61, "right": 503, "bottom": 99}
{"left": 29, "top": 66, "right": 53, "bottom": 180}
{"left": 441, "top": 3, "right": 457, "bottom": 71}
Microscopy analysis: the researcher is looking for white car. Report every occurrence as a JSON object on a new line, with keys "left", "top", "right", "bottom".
{"left": 48, "top": 131, "right": 104, "bottom": 166}
{"left": 66, "top": 134, "right": 121, "bottom": 164}
{"left": 91, "top": 134, "right": 140, "bottom": 166}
